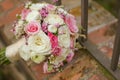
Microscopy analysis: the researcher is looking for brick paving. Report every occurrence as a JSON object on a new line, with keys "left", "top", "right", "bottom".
{"left": 0, "top": 0, "right": 117, "bottom": 80}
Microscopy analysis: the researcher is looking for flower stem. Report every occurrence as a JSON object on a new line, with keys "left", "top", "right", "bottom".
{"left": 0, "top": 48, "right": 10, "bottom": 65}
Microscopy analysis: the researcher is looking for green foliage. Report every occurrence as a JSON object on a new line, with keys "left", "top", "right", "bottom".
{"left": 0, "top": 48, "right": 10, "bottom": 66}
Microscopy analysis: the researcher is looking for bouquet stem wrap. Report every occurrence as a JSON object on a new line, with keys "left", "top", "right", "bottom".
{"left": 0, "top": 48, "right": 10, "bottom": 65}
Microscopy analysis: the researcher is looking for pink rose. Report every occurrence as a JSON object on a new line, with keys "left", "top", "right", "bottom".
{"left": 66, "top": 51, "right": 74, "bottom": 62}
{"left": 25, "top": 21, "right": 41, "bottom": 35}
{"left": 48, "top": 32, "right": 58, "bottom": 48}
{"left": 48, "top": 32, "right": 62, "bottom": 56}
{"left": 65, "top": 14, "right": 78, "bottom": 33}
{"left": 21, "top": 8, "right": 31, "bottom": 20}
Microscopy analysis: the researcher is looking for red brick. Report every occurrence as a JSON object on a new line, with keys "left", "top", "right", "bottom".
{"left": 0, "top": 6, "right": 24, "bottom": 25}
{"left": 0, "top": 5, "right": 4, "bottom": 13}
{"left": 99, "top": 46, "right": 113, "bottom": 58}
{"left": 0, "top": 0, "right": 14, "bottom": 11}
{"left": 89, "top": 75, "right": 101, "bottom": 80}
{"left": 88, "top": 25, "right": 111, "bottom": 44}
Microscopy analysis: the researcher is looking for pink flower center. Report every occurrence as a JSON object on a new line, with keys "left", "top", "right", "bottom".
{"left": 28, "top": 25, "right": 39, "bottom": 32}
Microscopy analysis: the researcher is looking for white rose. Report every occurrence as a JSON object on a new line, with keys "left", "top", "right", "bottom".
{"left": 5, "top": 38, "right": 25, "bottom": 62}
{"left": 58, "top": 25, "right": 70, "bottom": 48}
{"left": 48, "top": 25, "right": 57, "bottom": 33}
{"left": 28, "top": 30, "right": 51, "bottom": 55}
{"left": 44, "top": 14, "right": 64, "bottom": 25}
{"left": 26, "top": 10, "right": 41, "bottom": 22}
{"left": 30, "top": 52, "right": 45, "bottom": 64}
{"left": 19, "top": 44, "right": 31, "bottom": 61}
{"left": 30, "top": 3, "right": 47, "bottom": 11}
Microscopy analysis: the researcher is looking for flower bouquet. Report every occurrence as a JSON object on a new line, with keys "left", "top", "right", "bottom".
{"left": 0, "top": 1, "right": 79, "bottom": 73}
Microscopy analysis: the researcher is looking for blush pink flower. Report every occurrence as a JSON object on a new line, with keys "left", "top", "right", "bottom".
{"left": 21, "top": 8, "right": 31, "bottom": 20}
{"left": 65, "top": 14, "right": 78, "bottom": 33}
{"left": 25, "top": 21, "right": 41, "bottom": 35}
{"left": 48, "top": 32, "right": 58, "bottom": 49}
{"left": 41, "top": 22, "right": 48, "bottom": 33}
{"left": 47, "top": 4, "right": 56, "bottom": 11}
{"left": 66, "top": 51, "right": 74, "bottom": 62}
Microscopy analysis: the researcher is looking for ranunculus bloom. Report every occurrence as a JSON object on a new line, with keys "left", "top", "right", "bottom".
{"left": 44, "top": 14, "right": 64, "bottom": 25}
{"left": 21, "top": 8, "right": 31, "bottom": 20}
{"left": 48, "top": 25, "right": 57, "bottom": 33}
{"left": 58, "top": 25, "right": 70, "bottom": 48}
{"left": 25, "top": 21, "right": 41, "bottom": 35}
{"left": 65, "top": 14, "right": 78, "bottom": 33}
{"left": 66, "top": 51, "right": 74, "bottom": 62}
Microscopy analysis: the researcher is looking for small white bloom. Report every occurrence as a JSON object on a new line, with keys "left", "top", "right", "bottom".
{"left": 50, "top": 49, "right": 69, "bottom": 65}
{"left": 25, "top": 1, "right": 32, "bottom": 8}
{"left": 44, "top": 14, "right": 64, "bottom": 25}
{"left": 30, "top": 3, "right": 47, "bottom": 11}
{"left": 19, "top": 44, "right": 31, "bottom": 61}
{"left": 18, "top": 20, "right": 24, "bottom": 26}
{"left": 28, "top": 30, "right": 51, "bottom": 55}
{"left": 58, "top": 25, "right": 70, "bottom": 48}
{"left": 26, "top": 10, "right": 41, "bottom": 22}
{"left": 5, "top": 38, "right": 25, "bottom": 62}
{"left": 58, "top": 8, "right": 67, "bottom": 15}
{"left": 30, "top": 52, "right": 45, "bottom": 64}
{"left": 48, "top": 25, "right": 57, "bottom": 33}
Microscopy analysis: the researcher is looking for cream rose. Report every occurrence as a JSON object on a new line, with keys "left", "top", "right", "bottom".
{"left": 30, "top": 3, "right": 47, "bottom": 11}
{"left": 26, "top": 10, "right": 41, "bottom": 22}
{"left": 58, "top": 25, "right": 70, "bottom": 48}
{"left": 28, "top": 30, "right": 51, "bottom": 55}
{"left": 19, "top": 44, "right": 31, "bottom": 61}
{"left": 44, "top": 14, "right": 64, "bottom": 25}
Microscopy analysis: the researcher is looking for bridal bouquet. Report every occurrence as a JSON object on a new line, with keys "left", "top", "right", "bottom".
{"left": 0, "top": 2, "right": 78, "bottom": 73}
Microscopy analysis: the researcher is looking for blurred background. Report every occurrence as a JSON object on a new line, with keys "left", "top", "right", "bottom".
{"left": 0, "top": 0, "right": 119, "bottom": 80}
